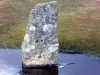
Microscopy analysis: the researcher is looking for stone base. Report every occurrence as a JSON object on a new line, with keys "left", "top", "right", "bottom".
{"left": 22, "top": 63, "right": 58, "bottom": 69}
{"left": 21, "top": 67, "right": 58, "bottom": 75}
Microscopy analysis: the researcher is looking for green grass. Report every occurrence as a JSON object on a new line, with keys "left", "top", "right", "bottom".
{"left": 0, "top": 0, "right": 100, "bottom": 56}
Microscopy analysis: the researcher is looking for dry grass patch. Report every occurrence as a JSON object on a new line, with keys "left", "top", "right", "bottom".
{"left": 79, "top": 0, "right": 100, "bottom": 11}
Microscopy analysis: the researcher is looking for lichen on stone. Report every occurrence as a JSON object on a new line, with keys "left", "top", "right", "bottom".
{"left": 24, "top": 34, "right": 29, "bottom": 43}
{"left": 48, "top": 46, "right": 56, "bottom": 53}
{"left": 42, "top": 24, "right": 53, "bottom": 32}
{"left": 29, "top": 25, "right": 36, "bottom": 31}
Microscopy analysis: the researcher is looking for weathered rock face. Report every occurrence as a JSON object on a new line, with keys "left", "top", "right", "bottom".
{"left": 21, "top": 1, "right": 59, "bottom": 67}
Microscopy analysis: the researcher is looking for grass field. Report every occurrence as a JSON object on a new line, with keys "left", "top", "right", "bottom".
{"left": 0, "top": 0, "right": 100, "bottom": 55}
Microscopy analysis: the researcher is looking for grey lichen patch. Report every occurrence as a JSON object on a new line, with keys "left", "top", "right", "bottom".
{"left": 22, "top": 44, "right": 36, "bottom": 53}
{"left": 29, "top": 26, "right": 36, "bottom": 31}
{"left": 22, "top": 1, "right": 59, "bottom": 67}
{"left": 52, "top": 43, "right": 59, "bottom": 50}
{"left": 42, "top": 24, "right": 53, "bottom": 32}
{"left": 24, "top": 48, "right": 30, "bottom": 52}
{"left": 24, "top": 34, "right": 29, "bottom": 43}
{"left": 31, "top": 45, "right": 35, "bottom": 50}
{"left": 48, "top": 46, "right": 56, "bottom": 53}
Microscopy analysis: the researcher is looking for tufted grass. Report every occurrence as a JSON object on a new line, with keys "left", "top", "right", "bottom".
{"left": 0, "top": 0, "right": 100, "bottom": 55}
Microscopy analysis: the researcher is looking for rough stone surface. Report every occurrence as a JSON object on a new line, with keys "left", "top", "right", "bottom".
{"left": 21, "top": 1, "right": 59, "bottom": 67}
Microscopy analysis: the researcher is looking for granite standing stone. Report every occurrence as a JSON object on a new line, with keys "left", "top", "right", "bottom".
{"left": 21, "top": 1, "right": 59, "bottom": 68}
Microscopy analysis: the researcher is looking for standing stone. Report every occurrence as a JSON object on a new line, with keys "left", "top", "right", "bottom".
{"left": 21, "top": 1, "right": 59, "bottom": 68}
